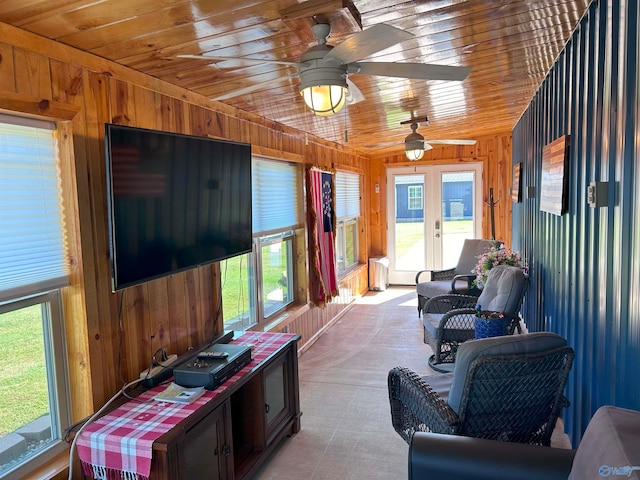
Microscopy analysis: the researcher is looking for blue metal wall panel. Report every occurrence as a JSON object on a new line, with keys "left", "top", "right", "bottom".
{"left": 512, "top": 0, "right": 640, "bottom": 443}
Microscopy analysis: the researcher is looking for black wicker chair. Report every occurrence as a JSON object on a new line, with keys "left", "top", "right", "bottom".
{"left": 415, "top": 238, "right": 500, "bottom": 317}
{"left": 388, "top": 332, "right": 574, "bottom": 446}
{"left": 423, "top": 265, "right": 528, "bottom": 370}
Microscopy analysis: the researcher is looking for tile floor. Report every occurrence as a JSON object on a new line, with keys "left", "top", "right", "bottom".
{"left": 252, "top": 287, "right": 570, "bottom": 480}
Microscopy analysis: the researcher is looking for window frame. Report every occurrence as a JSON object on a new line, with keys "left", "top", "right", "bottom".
{"left": 408, "top": 185, "right": 423, "bottom": 210}
{"left": 0, "top": 292, "right": 71, "bottom": 480}
{"left": 0, "top": 116, "right": 71, "bottom": 479}
{"left": 334, "top": 170, "right": 362, "bottom": 275}
{"left": 222, "top": 156, "right": 302, "bottom": 331}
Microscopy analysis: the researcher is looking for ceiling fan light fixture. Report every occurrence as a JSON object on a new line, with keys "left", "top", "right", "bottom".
{"left": 300, "top": 83, "right": 347, "bottom": 116}
{"left": 404, "top": 123, "right": 426, "bottom": 160}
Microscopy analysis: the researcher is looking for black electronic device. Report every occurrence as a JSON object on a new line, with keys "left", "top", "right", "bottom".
{"left": 105, "top": 123, "right": 252, "bottom": 291}
{"left": 173, "top": 343, "right": 252, "bottom": 391}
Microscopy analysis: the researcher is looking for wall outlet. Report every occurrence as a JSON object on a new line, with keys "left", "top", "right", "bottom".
{"left": 139, "top": 354, "right": 178, "bottom": 380}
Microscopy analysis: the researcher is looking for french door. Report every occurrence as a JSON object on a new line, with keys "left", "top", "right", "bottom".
{"left": 386, "top": 163, "right": 483, "bottom": 285}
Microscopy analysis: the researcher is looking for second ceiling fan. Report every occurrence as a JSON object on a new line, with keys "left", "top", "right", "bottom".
{"left": 365, "top": 118, "right": 477, "bottom": 161}
{"left": 178, "top": 21, "right": 471, "bottom": 116}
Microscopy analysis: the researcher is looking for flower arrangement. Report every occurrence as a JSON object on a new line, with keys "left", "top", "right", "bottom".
{"left": 473, "top": 246, "right": 524, "bottom": 289}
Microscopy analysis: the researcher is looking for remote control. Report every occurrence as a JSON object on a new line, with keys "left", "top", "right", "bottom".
{"left": 197, "top": 351, "right": 228, "bottom": 359}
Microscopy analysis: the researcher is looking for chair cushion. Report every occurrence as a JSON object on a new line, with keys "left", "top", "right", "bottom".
{"left": 417, "top": 280, "right": 454, "bottom": 300}
{"left": 423, "top": 313, "right": 441, "bottom": 338}
{"left": 476, "top": 265, "right": 526, "bottom": 313}
{"left": 569, "top": 406, "right": 640, "bottom": 480}
{"left": 447, "top": 332, "right": 567, "bottom": 414}
{"left": 421, "top": 373, "right": 454, "bottom": 403}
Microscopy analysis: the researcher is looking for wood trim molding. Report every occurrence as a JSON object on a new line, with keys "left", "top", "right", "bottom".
{"left": 0, "top": 91, "right": 79, "bottom": 121}
{"left": 252, "top": 145, "right": 304, "bottom": 163}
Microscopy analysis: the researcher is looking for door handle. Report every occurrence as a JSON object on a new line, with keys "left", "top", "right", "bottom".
{"left": 435, "top": 220, "right": 440, "bottom": 230}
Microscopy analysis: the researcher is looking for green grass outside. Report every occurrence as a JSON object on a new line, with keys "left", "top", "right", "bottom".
{"left": 0, "top": 305, "right": 49, "bottom": 436}
{"left": 395, "top": 220, "right": 473, "bottom": 258}
{"left": 221, "top": 246, "right": 288, "bottom": 325}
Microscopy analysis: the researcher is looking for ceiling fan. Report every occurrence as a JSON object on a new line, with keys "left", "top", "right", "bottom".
{"left": 365, "top": 117, "right": 477, "bottom": 161}
{"left": 177, "top": 22, "right": 471, "bottom": 116}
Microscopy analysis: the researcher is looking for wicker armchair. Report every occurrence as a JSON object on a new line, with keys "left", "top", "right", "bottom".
{"left": 388, "top": 333, "right": 574, "bottom": 446}
{"left": 423, "top": 265, "right": 528, "bottom": 370}
{"left": 415, "top": 238, "right": 500, "bottom": 317}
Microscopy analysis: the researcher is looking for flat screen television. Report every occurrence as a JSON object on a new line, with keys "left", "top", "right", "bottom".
{"left": 105, "top": 123, "right": 252, "bottom": 291}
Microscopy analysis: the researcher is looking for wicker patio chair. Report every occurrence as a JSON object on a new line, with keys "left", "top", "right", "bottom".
{"left": 415, "top": 238, "right": 500, "bottom": 317}
{"left": 423, "top": 265, "right": 527, "bottom": 370}
{"left": 388, "top": 332, "right": 574, "bottom": 446}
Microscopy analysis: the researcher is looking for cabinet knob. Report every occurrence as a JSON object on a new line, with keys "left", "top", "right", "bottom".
{"left": 222, "top": 444, "right": 231, "bottom": 457}
{"left": 265, "top": 403, "right": 270, "bottom": 413}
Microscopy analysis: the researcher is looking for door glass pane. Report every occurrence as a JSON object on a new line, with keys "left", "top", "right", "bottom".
{"left": 0, "top": 304, "right": 54, "bottom": 475}
{"left": 441, "top": 172, "right": 475, "bottom": 269}
{"left": 394, "top": 175, "right": 425, "bottom": 270}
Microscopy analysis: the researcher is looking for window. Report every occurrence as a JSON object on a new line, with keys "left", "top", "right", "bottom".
{"left": 0, "top": 116, "right": 71, "bottom": 479}
{"left": 222, "top": 158, "right": 300, "bottom": 330}
{"left": 335, "top": 171, "right": 361, "bottom": 274}
{"left": 408, "top": 185, "right": 423, "bottom": 210}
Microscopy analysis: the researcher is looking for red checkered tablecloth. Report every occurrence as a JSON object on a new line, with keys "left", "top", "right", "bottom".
{"left": 76, "top": 331, "right": 297, "bottom": 480}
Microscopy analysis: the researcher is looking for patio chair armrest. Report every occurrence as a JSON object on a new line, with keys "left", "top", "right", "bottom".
{"left": 388, "top": 367, "right": 459, "bottom": 444}
{"left": 415, "top": 269, "right": 434, "bottom": 284}
{"left": 439, "top": 308, "right": 478, "bottom": 330}
{"left": 450, "top": 274, "right": 478, "bottom": 293}
{"left": 416, "top": 268, "right": 457, "bottom": 284}
{"left": 424, "top": 294, "right": 478, "bottom": 314}
{"left": 409, "top": 432, "right": 575, "bottom": 480}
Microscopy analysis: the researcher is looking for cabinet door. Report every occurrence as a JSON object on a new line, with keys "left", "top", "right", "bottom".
{"left": 179, "top": 402, "right": 233, "bottom": 479}
{"left": 263, "top": 355, "right": 291, "bottom": 442}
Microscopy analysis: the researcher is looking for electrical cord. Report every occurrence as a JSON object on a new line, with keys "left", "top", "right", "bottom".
{"left": 67, "top": 377, "right": 144, "bottom": 480}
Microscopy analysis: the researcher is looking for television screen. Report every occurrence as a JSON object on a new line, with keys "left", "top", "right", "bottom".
{"left": 105, "top": 124, "right": 252, "bottom": 291}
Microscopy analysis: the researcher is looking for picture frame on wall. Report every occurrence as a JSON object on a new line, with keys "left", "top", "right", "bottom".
{"left": 511, "top": 162, "right": 522, "bottom": 203}
{"left": 540, "top": 135, "right": 570, "bottom": 215}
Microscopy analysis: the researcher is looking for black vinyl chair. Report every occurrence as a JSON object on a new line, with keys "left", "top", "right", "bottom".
{"left": 388, "top": 332, "right": 574, "bottom": 447}
{"left": 415, "top": 239, "right": 500, "bottom": 318}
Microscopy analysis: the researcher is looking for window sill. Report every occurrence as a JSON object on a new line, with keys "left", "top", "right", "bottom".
{"left": 337, "top": 262, "right": 366, "bottom": 280}
{"left": 249, "top": 303, "right": 311, "bottom": 333}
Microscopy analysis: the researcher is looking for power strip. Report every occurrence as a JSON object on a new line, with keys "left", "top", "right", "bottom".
{"left": 139, "top": 354, "right": 178, "bottom": 380}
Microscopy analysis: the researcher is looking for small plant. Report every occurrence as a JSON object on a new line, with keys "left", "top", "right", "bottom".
{"left": 473, "top": 246, "right": 524, "bottom": 288}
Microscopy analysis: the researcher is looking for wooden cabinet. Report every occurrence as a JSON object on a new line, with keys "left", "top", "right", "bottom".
{"left": 149, "top": 335, "right": 300, "bottom": 480}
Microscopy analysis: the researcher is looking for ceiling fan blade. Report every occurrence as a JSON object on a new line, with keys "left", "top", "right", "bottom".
{"left": 424, "top": 139, "right": 477, "bottom": 145}
{"left": 177, "top": 54, "right": 301, "bottom": 67}
{"left": 325, "top": 24, "right": 414, "bottom": 65}
{"left": 352, "top": 62, "right": 471, "bottom": 81}
{"left": 364, "top": 142, "right": 404, "bottom": 148}
{"left": 212, "top": 74, "right": 298, "bottom": 101}
{"left": 346, "top": 78, "right": 365, "bottom": 105}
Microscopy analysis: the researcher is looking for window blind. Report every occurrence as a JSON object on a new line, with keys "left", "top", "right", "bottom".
{"left": 335, "top": 171, "right": 360, "bottom": 219}
{"left": 0, "top": 118, "right": 69, "bottom": 302}
{"left": 252, "top": 158, "right": 299, "bottom": 236}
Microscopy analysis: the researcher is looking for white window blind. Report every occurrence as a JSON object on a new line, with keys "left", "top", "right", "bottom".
{"left": 252, "top": 158, "right": 299, "bottom": 235}
{"left": 0, "top": 118, "right": 69, "bottom": 302}
{"left": 335, "top": 171, "right": 360, "bottom": 219}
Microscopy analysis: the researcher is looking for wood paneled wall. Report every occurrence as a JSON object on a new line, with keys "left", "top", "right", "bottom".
{"left": 367, "top": 134, "right": 514, "bottom": 257}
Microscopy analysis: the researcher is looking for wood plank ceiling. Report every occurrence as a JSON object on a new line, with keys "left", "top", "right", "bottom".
{"left": 0, "top": 0, "right": 592, "bottom": 158}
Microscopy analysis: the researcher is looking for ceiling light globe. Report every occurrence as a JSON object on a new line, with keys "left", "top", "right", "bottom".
{"left": 301, "top": 84, "right": 347, "bottom": 116}
{"left": 405, "top": 148, "right": 425, "bottom": 161}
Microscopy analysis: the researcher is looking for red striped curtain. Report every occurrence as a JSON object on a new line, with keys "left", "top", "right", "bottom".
{"left": 307, "top": 168, "right": 338, "bottom": 306}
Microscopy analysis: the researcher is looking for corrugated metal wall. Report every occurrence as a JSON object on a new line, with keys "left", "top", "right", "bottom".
{"left": 512, "top": 0, "right": 640, "bottom": 444}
